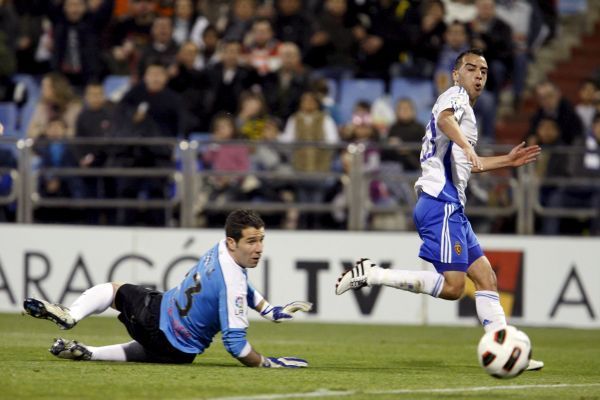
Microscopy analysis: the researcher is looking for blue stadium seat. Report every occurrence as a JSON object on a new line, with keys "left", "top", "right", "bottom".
{"left": 338, "top": 79, "right": 385, "bottom": 124}
{"left": 103, "top": 75, "right": 130, "bottom": 102}
{"left": 390, "top": 78, "right": 435, "bottom": 125}
{"left": 326, "top": 78, "right": 338, "bottom": 102}
{"left": 0, "top": 103, "right": 18, "bottom": 136}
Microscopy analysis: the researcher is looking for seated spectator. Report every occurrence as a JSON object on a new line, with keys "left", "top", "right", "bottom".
{"left": 33, "top": 118, "right": 84, "bottom": 223}
{"left": 195, "top": 24, "right": 220, "bottom": 70}
{"left": 575, "top": 79, "right": 599, "bottom": 134}
{"left": 310, "top": 78, "right": 342, "bottom": 125}
{"left": 544, "top": 114, "right": 600, "bottom": 236}
{"left": 75, "top": 82, "right": 114, "bottom": 210}
{"left": 403, "top": 0, "right": 447, "bottom": 79}
{"left": 279, "top": 91, "right": 340, "bottom": 228}
{"left": 203, "top": 40, "right": 260, "bottom": 126}
{"left": 137, "top": 16, "right": 180, "bottom": 78}
{"left": 220, "top": 0, "right": 256, "bottom": 42}
{"left": 272, "top": 0, "right": 314, "bottom": 55}
{"left": 172, "top": 0, "right": 208, "bottom": 48}
{"left": 384, "top": 98, "right": 425, "bottom": 171}
{"left": 243, "top": 18, "right": 282, "bottom": 76}
{"left": 261, "top": 42, "right": 310, "bottom": 122}
{"left": 167, "top": 41, "right": 208, "bottom": 135}
{"left": 199, "top": 112, "right": 252, "bottom": 226}
{"left": 304, "top": 0, "right": 362, "bottom": 80}
{"left": 527, "top": 81, "right": 584, "bottom": 146}
{"left": 236, "top": 91, "right": 269, "bottom": 141}
{"left": 27, "top": 72, "right": 83, "bottom": 139}
{"left": 105, "top": 0, "right": 156, "bottom": 76}
{"left": 528, "top": 118, "right": 570, "bottom": 235}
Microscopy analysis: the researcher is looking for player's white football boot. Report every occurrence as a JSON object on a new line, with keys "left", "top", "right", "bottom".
{"left": 526, "top": 359, "right": 544, "bottom": 371}
{"left": 50, "top": 338, "right": 92, "bottom": 361}
{"left": 335, "top": 258, "right": 379, "bottom": 295}
{"left": 23, "top": 298, "right": 76, "bottom": 330}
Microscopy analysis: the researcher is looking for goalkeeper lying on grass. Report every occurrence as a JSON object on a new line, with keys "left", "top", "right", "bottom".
{"left": 23, "top": 209, "right": 311, "bottom": 368}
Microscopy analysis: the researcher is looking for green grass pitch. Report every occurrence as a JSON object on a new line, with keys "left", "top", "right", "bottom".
{"left": 1, "top": 313, "right": 599, "bottom": 400}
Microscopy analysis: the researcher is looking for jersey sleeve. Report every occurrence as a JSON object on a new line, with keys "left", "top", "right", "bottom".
{"left": 218, "top": 267, "right": 251, "bottom": 358}
{"left": 246, "top": 281, "right": 265, "bottom": 311}
{"left": 436, "top": 87, "right": 470, "bottom": 123}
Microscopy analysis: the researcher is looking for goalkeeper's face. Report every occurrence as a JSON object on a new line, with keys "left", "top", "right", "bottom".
{"left": 227, "top": 227, "right": 265, "bottom": 269}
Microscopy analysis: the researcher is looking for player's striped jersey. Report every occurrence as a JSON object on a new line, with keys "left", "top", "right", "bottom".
{"left": 160, "top": 240, "right": 263, "bottom": 358}
{"left": 414, "top": 85, "right": 478, "bottom": 206}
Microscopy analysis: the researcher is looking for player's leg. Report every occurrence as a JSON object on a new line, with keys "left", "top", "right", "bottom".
{"left": 337, "top": 196, "right": 466, "bottom": 298}
{"left": 23, "top": 282, "right": 121, "bottom": 329}
{"left": 467, "top": 255, "right": 507, "bottom": 333}
{"left": 50, "top": 338, "right": 151, "bottom": 362}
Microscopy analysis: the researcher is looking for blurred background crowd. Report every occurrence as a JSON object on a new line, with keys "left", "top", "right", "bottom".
{"left": 0, "top": 0, "right": 598, "bottom": 235}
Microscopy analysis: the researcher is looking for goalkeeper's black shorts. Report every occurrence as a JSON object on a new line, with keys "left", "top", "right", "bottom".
{"left": 114, "top": 284, "right": 196, "bottom": 364}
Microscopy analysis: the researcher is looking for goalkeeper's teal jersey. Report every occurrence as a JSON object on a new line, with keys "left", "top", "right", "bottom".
{"left": 160, "top": 240, "right": 261, "bottom": 358}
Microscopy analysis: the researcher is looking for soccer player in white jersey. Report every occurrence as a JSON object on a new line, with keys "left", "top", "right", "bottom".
{"left": 23, "top": 210, "right": 312, "bottom": 368}
{"left": 336, "top": 49, "right": 544, "bottom": 371}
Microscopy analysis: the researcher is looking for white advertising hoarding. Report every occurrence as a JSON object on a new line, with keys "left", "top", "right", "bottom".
{"left": 0, "top": 224, "right": 598, "bottom": 328}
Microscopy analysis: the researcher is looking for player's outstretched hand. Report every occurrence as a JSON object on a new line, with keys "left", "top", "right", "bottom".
{"left": 262, "top": 356, "right": 308, "bottom": 368}
{"left": 260, "top": 301, "right": 313, "bottom": 322}
{"left": 508, "top": 141, "right": 541, "bottom": 167}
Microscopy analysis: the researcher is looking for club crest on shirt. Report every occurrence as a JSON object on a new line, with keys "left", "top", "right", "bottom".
{"left": 454, "top": 241, "right": 462, "bottom": 256}
{"left": 234, "top": 296, "right": 245, "bottom": 316}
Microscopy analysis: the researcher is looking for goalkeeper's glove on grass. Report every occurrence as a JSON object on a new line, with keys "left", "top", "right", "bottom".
{"left": 261, "top": 356, "right": 308, "bottom": 368}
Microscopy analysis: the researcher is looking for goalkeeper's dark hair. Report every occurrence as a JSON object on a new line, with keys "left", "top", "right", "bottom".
{"left": 453, "top": 48, "right": 485, "bottom": 71}
{"left": 226, "top": 210, "right": 265, "bottom": 242}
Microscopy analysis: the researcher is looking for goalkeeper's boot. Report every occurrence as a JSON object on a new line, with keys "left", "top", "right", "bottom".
{"left": 50, "top": 338, "right": 92, "bottom": 361}
{"left": 526, "top": 359, "right": 544, "bottom": 371}
{"left": 23, "top": 298, "right": 76, "bottom": 330}
{"left": 336, "top": 258, "right": 379, "bottom": 295}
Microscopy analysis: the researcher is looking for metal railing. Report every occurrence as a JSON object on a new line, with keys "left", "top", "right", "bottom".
{"left": 0, "top": 136, "right": 598, "bottom": 234}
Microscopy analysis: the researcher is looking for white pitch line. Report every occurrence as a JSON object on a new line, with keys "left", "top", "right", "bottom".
{"left": 206, "top": 383, "right": 600, "bottom": 400}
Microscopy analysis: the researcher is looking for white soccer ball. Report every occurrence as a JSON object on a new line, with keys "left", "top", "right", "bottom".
{"left": 477, "top": 325, "right": 532, "bottom": 379}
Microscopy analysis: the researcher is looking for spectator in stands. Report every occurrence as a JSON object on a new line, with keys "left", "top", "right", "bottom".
{"left": 171, "top": 0, "right": 208, "bottom": 48}
{"left": 403, "top": 0, "right": 447, "bottom": 79}
{"left": 310, "top": 78, "right": 342, "bottom": 125}
{"left": 353, "top": 0, "right": 401, "bottom": 81}
{"left": 34, "top": 118, "right": 84, "bottom": 223}
{"left": 0, "top": 0, "right": 18, "bottom": 76}
{"left": 272, "top": 0, "right": 314, "bottom": 55}
{"left": 75, "top": 82, "right": 114, "bottom": 209}
{"left": 236, "top": 91, "right": 269, "bottom": 141}
{"left": 137, "top": 16, "right": 180, "bottom": 78}
{"left": 527, "top": 81, "right": 584, "bottom": 146}
{"left": 528, "top": 117, "right": 570, "bottom": 235}
{"left": 203, "top": 40, "right": 260, "bottom": 126}
{"left": 196, "top": 24, "right": 220, "bottom": 70}
{"left": 384, "top": 98, "right": 425, "bottom": 171}
{"left": 220, "top": 0, "right": 257, "bottom": 42}
{"left": 575, "top": 79, "right": 599, "bottom": 134}
{"left": 279, "top": 91, "right": 340, "bottom": 228}
{"left": 261, "top": 42, "right": 310, "bottom": 122}
{"left": 110, "top": 63, "right": 182, "bottom": 226}
{"left": 13, "top": 1, "right": 52, "bottom": 74}
{"left": 199, "top": 112, "right": 252, "bottom": 226}
{"left": 27, "top": 72, "right": 83, "bottom": 139}
{"left": 304, "top": 0, "right": 362, "bottom": 80}
{"left": 167, "top": 41, "right": 207, "bottom": 135}
{"left": 106, "top": 0, "right": 157, "bottom": 76}
{"left": 48, "top": 0, "right": 114, "bottom": 89}
{"left": 243, "top": 18, "right": 282, "bottom": 76}
{"left": 468, "top": 0, "right": 513, "bottom": 98}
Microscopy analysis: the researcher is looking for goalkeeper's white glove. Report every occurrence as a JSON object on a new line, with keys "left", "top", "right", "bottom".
{"left": 260, "top": 356, "right": 308, "bottom": 368}
{"left": 259, "top": 301, "right": 313, "bottom": 323}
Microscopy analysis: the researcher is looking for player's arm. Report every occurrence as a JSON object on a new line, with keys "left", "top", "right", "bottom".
{"left": 437, "top": 109, "right": 483, "bottom": 170}
{"left": 474, "top": 142, "right": 541, "bottom": 173}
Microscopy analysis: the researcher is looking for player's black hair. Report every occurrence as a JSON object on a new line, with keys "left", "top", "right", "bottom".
{"left": 225, "top": 210, "right": 265, "bottom": 242}
{"left": 453, "top": 48, "right": 485, "bottom": 71}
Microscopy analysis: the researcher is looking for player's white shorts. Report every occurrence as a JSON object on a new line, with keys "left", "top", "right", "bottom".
{"left": 413, "top": 193, "right": 484, "bottom": 272}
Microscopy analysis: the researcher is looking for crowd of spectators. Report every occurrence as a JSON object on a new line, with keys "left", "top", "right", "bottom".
{"left": 0, "top": 0, "right": 597, "bottom": 234}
